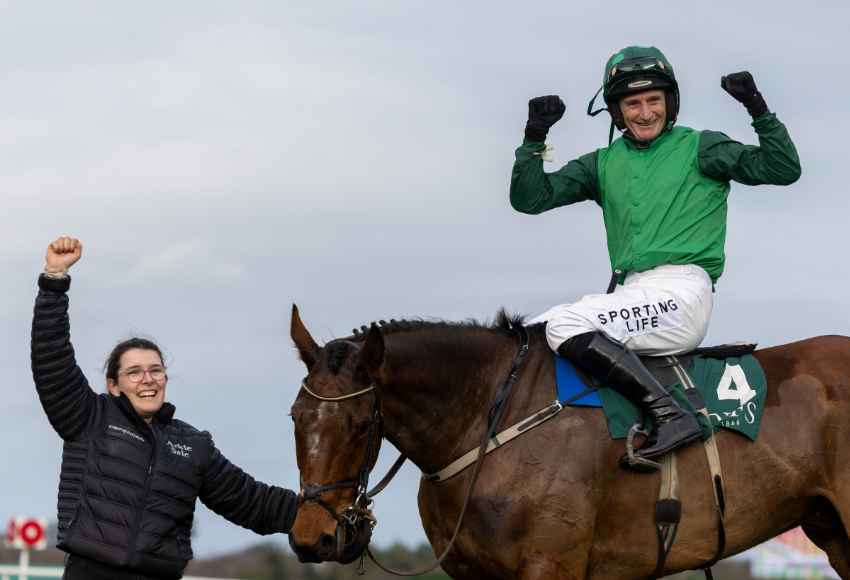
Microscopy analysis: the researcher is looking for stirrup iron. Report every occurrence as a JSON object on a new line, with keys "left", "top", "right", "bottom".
{"left": 622, "top": 423, "right": 661, "bottom": 472}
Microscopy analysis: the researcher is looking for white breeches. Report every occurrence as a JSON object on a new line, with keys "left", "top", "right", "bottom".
{"left": 529, "top": 264, "right": 714, "bottom": 356}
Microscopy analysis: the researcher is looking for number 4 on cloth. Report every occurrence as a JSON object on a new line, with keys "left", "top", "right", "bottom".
{"left": 716, "top": 364, "right": 757, "bottom": 405}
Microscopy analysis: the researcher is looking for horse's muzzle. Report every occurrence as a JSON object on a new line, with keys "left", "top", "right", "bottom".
{"left": 289, "top": 531, "right": 337, "bottom": 563}
{"left": 289, "top": 520, "right": 373, "bottom": 564}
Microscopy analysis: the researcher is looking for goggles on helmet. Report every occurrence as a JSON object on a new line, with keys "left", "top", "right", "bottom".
{"left": 608, "top": 56, "right": 669, "bottom": 80}
{"left": 605, "top": 56, "right": 673, "bottom": 101}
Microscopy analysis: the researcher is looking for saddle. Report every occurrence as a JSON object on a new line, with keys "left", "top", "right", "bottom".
{"left": 643, "top": 341, "right": 756, "bottom": 379}
{"left": 554, "top": 343, "right": 765, "bottom": 440}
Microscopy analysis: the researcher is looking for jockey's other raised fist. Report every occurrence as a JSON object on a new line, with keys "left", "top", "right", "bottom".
{"left": 721, "top": 71, "right": 769, "bottom": 119}
{"left": 45, "top": 236, "right": 83, "bottom": 275}
{"left": 525, "top": 95, "right": 566, "bottom": 142}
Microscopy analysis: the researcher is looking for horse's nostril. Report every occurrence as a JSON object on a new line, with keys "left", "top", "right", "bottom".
{"left": 318, "top": 532, "right": 336, "bottom": 552}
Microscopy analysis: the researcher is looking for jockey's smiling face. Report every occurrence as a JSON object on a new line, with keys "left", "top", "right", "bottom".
{"left": 620, "top": 89, "right": 667, "bottom": 141}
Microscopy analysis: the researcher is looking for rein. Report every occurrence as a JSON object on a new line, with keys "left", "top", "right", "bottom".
{"left": 298, "top": 323, "right": 530, "bottom": 576}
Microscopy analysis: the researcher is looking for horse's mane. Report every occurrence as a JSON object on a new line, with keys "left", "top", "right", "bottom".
{"left": 323, "top": 310, "right": 545, "bottom": 374}
{"left": 347, "top": 309, "right": 541, "bottom": 341}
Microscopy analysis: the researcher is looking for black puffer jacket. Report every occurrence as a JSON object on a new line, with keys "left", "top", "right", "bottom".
{"left": 31, "top": 274, "right": 298, "bottom": 579}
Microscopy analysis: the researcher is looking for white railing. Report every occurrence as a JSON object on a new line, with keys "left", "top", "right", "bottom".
{"left": 0, "top": 564, "right": 240, "bottom": 580}
{"left": 0, "top": 565, "right": 62, "bottom": 579}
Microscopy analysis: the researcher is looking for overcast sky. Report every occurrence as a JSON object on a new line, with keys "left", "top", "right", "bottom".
{"left": 1, "top": 0, "right": 848, "bottom": 560}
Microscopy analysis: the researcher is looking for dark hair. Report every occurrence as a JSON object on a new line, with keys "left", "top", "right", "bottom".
{"left": 105, "top": 338, "right": 165, "bottom": 382}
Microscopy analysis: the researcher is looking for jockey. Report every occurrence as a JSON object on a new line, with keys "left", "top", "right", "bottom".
{"left": 511, "top": 46, "right": 800, "bottom": 466}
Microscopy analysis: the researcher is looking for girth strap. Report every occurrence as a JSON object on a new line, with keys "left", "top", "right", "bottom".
{"left": 653, "top": 454, "right": 681, "bottom": 578}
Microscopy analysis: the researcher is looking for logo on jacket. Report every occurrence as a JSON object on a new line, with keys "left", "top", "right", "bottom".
{"left": 166, "top": 440, "right": 193, "bottom": 458}
{"left": 108, "top": 424, "right": 145, "bottom": 443}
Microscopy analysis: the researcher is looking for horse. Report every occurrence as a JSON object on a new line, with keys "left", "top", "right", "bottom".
{"left": 287, "top": 304, "right": 850, "bottom": 579}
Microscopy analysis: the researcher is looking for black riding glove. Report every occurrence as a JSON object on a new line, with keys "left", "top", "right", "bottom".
{"left": 525, "top": 95, "right": 566, "bottom": 142}
{"left": 721, "top": 71, "right": 769, "bottom": 119}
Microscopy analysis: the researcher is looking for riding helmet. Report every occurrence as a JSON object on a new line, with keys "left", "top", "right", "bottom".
{"left": 602, "top": 45, "right": 680, "bottom": 131}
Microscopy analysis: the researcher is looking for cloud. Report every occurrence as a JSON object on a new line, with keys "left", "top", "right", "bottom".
{"left": 119, "top": 240, "right": 244, "bottom": 285}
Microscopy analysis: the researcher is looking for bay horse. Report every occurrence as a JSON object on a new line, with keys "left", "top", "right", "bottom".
{"left": 287, "top": 305, "right": 850, "bottom": 579}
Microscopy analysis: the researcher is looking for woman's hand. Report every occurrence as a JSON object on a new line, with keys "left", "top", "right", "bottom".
{"left": 45, "top": 236, "right": 83, "bottom": 276}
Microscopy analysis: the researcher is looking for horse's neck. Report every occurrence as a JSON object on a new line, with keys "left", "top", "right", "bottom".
{"left": 379, "top": 327, "right": 519, "bottom": 473}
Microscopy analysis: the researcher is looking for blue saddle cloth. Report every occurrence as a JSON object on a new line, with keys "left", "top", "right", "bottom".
{"left": 554, "top": 355, "right": 602, "bottom": 407}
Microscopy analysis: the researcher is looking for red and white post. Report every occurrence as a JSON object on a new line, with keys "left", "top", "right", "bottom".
{"left": 5, "top": 517, "right": 47, "bottom": 580}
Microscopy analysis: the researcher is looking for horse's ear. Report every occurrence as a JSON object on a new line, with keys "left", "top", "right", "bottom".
{"left": 357, "top": 324, "right": 385, "bottom": 378}
{"left": 290, "top": 304, "right": 320, "bottom": 370}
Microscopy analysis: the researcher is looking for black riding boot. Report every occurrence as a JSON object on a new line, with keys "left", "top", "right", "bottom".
{"left": 558, "top": 331, "right": 702, "bottom": 464}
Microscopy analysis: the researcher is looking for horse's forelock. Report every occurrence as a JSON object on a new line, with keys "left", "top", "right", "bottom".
{"left": 325, "top": 341, "right": 352, "bottom": 374}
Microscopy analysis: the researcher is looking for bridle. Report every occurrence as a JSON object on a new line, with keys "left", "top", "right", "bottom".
{"left": 296, "top": 378, "right": 401, "bottom": 563}
{"left": 295, "top": 322, "right": 530, "bottom": 574}
{"left": 300, "top": 380, "right": 375, "bottom": 402}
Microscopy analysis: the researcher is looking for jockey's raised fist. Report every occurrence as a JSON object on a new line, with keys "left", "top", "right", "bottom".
{"left": 45, "top": 236, "right": 83, "bottom": 275}
{"left": 721, "top": 71, "right": 769, "bottom": 119}
{"left": 525, "top": 95, "right": 566, "bottom": 142}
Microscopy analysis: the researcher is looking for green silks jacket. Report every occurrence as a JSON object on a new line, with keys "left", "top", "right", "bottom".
{"left": 510, "top": 113, "right": 801, "bottom": 282}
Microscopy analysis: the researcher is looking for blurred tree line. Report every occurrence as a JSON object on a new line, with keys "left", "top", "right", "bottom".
{"left": 184, "top": 541, "right": 755, "bottom": 580}
{"left": 185, "top": 541, "right": 451, "bottom": 579}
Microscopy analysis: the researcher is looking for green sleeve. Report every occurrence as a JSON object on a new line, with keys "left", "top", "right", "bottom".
{"left": 510, "top": 138, "right": 600, "bottom": 215}
{"left": 698, "top": 113, "right": 802, "bottom": 186}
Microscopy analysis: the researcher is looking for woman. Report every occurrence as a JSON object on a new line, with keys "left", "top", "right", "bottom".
{"left": 31, "top": 236, "right": 299, "bottom": 580}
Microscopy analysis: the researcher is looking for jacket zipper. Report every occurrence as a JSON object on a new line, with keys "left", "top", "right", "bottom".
{"left": 126, "top": 423, "right": 157, "bottom": 566}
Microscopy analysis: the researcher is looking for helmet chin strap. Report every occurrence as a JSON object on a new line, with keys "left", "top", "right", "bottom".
{"left": 586, "top": 85, "right": 618, "bottom": 145}
{"left": 587, "top": 84, "right": 607, "bottom": 117}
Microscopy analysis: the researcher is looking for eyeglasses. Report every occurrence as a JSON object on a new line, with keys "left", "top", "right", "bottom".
{"left": 119, "top": 366, "right": 167, "bottom": 383}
